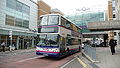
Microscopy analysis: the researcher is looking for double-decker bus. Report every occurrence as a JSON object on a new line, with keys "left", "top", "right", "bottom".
{"left": 36, "top": 14, "right": 82, "bottom": 57}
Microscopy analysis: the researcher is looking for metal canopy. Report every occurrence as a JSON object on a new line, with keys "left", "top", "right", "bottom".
{"left": 0, "top": 29, "right": 37, "bottom": 36}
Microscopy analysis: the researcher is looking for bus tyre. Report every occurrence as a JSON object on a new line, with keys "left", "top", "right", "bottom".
{"left": 67, "top": 48, "right": 70, "bottom": 54}
{"left": 79, "top": 47, "right": 81, "bottom": 52}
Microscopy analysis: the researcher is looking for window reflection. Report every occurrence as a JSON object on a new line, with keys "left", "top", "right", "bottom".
{"left": 37, "top": 35, "right": 58, "bottom": 46}
{"left": 40, "top": 16, "right": 48, "bottom": 25}
{"left": 38, "top": 27, "right": 58, "bottom": 33}
{"left": 48, "top": 16, "right": 59, "bottom": 25}
{"left": 40, "top": 15, "right": 59, "bottom": 25}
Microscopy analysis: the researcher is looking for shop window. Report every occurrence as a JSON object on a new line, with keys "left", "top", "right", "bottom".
{"left": 16, "top": 1, "right": 23, "bottom": 12}
{"left": 22, "top": 5, "right": 30, "bottom": 15}
{"left": 15, "top": 18, "right": 23, "bottom": 27}
{"left": 6, "top": 0, "right": 16, "bottom": 10}
{"left": 23, "top": 20, "right": 29, "bottom": 28}
{"left": 5, "top": 15, "right": 15, "bottom": 26}
{"left": 6, "top": 0, "right": 30, "bottom": 15}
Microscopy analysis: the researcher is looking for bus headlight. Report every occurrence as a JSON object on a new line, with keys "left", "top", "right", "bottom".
{"left": 52, "top": 48, "right": 59, "bottom": 52}
{"left": 36, "top": 47, "right": 42, "bottom": 50}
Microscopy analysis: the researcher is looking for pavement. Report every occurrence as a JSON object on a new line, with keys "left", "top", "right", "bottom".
{"left": 0, "top": 48, "right": 35, "bottom": 57}
{"left": 1, "top": 46, "right": 120, "bottom": 68}
{"left": 95, "top": 46, "right": 120, "bottom": 68}
{"left": 64, "top": 45, "right": 120, "bottom": 68}
{"left": 81, "top": 46, "right": 120, "bottom": 68}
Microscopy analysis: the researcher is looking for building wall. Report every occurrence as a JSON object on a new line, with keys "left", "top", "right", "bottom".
{"left": 51, "top": 8, "right": 64, "bottom": 16}
{"left": 108, "top": 1, "right": 113, "bottom": 21}
{"left": 0, "top": 0, "right": 38, "bottom": 31}
{"left": 0, "top": 0, "right": 6, "bottom": 26}
{"left": 66, "top": 12, "right": 105, "bottom": 33}
{"left": 37, "top": 0, "right": 51, "bottom": 17}
{"left": 0, "top": 0, "right": 38, "bottom": 50}
{"left": 106, "top": 0, "right": 120, "bottom": 45}
{"left": 37, "top": 0, "right": 51, "bottom": 25}
{"left": 115, "top": 0, "right": 120, "bottom": 20}
{"left": 114, "top": 0, "right": 120, "bottom": 45}
{"left": 111, "top": 0, "right": 116, "bottom": 20}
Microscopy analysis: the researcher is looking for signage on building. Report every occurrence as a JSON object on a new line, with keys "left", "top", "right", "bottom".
{"left": 9, "top": 30, "right": 12, "bottom": 38}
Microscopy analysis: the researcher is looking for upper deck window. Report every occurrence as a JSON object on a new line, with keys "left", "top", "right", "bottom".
{"left": 48, "top": 15, "right": 59, "bottom": 25}
{"left": 40, "top": 16, "right": 48, "bottom": 25}
{"left": 40, "top": 15, "right": 59, "bottom": 25}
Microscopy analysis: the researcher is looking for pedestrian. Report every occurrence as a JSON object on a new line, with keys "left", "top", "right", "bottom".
{"left": 9, "top": 44, "right": 15, "bottom": 52}
{"left": 25, "top": 42, "right": 29, "bottom": 49}
{"left": 109, "top": 39, "right": 117, "bottom": 55}
{"left": 1, "top": 42, "right": 6, "bottom": 52}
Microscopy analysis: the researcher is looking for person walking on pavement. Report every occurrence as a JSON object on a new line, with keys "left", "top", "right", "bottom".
{"left": 25, "top": 42, "right": 29, "bottom": 49}
{"left": 9, "top": 44, "right": 15, "bottom": 52}
{"left": 1, "top": 42, "right": 6, "bottom": 52}
{"left": 109, "top": 39, "right": 117, "bottom": 55}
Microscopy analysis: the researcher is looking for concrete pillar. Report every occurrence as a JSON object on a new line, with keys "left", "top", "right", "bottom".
{"left": 118, "top": 32, "right": 120, "bottom": 45}
{"left": 0, "top": 35, "right": 2, "bottom": 44}
{"left": 23, "top": 38, "right": 24, "bottom": 49}
{"left": 32, "top": 37, "right": 34, "bottom": 47}
{"left": 5, "top": 36, "right": 7, "bottom": 45}
{"left": 16, "top": 36, "right": 19, "bottom": 50}
{"left": 108, "top": 31, "right": 114, "bottom": 41}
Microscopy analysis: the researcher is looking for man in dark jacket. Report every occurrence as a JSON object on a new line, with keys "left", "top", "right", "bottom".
{"left": 1, "top": 42, "right": 6, "bottom": 52}
{"left": 109, "top": 39, "right": 117, "bottom": 55}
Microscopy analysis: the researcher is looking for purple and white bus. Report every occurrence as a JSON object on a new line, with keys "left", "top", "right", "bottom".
{"left": 36, "top": 14, "right": 82, "bottom": 57}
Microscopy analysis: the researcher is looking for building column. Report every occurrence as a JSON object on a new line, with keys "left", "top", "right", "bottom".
{"left": 16, "top": 36, "right": 19, "bottom": 50}
{"left": 32, "top": 37, "right": 34, "bottom": 48}
{"left": 116, "top": 31, "right": 120, "bottom": 46}
{"left": 6, "top": 36, "right": 7, "bottom": 46}
{"left": 0, "top": 35, "right": 2, "bottom": 44}
{"left": 23, "top": 38, "right": 25, "bottom": 49}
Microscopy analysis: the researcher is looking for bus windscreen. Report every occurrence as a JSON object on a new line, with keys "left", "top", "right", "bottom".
{"left": 37, "top": 34, "right": 59, "bottom": 46}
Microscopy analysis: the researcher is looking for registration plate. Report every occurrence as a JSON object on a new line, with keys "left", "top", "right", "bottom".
{"left": 43, "top": 53, "right": 48, "bottom": 56}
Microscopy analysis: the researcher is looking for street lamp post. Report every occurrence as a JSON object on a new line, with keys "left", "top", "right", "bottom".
{"left": 9, "top": 30, "right": 12, "bottom": 46}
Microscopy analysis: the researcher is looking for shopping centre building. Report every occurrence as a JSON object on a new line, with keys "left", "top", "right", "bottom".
{"left": 0, "top": 0, "right": 38, "bottom": 49}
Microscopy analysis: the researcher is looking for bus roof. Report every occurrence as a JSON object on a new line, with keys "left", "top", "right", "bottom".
{"left": 39, "top": 14, "right": 82, "bottom": 30}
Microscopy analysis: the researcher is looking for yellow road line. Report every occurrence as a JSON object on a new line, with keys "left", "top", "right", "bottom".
{"left": 76, "top": 57, "right": 89, "bottom": 68}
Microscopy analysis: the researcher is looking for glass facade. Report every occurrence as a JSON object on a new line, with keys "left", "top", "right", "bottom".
{"left": 6, "top": 0, "right": 30, "bottom": 28}
{"left": 0, "top": 0, "right": 38, "bottom": 50}
{"left": 66, "top": 12, "right": 105, "bottom": 33}
{"left": 5, "top": 15, "right": 15, "bottom": 26}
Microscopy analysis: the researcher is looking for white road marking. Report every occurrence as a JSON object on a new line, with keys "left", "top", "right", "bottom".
{"left": 17, "top": 56, "right": 43, "bottom": 63}
{"left": 60, "top": 58, "right": 76, "bottom": 68}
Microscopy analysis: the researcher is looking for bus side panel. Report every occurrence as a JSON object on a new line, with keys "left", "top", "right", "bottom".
{"left": 36, "top": 46, "right": 61, "bottom": 57}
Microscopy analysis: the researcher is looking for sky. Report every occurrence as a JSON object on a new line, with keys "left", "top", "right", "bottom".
{"left": 34, "top": 0, "right": 108, "bottom": 15}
